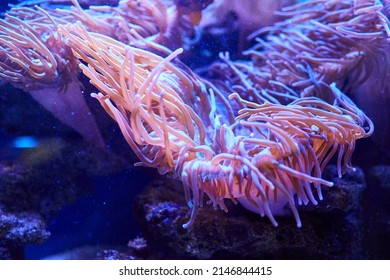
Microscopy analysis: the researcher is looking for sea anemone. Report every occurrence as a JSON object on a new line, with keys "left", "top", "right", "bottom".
{"left": 0, "top": 3, "right": 105, "bottom": 145}
{"left": 0, "top": 0, "right": 174, "bottom": 146}
{"left": 58, "top": 18, "right": 373, "bottom": 227}
{"left": 1, "top": 0, "right": 379, "bottom": 228}
{"left": 208, "top": 0, "right": 390, "bottom": 106}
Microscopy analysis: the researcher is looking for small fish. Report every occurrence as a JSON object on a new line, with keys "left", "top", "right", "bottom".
{"left": 174, "top": 0, "right": 214, "bottom": 26}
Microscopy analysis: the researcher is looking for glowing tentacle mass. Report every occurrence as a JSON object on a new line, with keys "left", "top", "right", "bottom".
{"left": 59, "top": 7, "right": 374, "bottom": 227}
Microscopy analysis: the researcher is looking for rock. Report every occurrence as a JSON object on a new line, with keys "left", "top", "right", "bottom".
{"left": 363, "top": 165, "right": 390, "bottom": 259}
{"left": 134, "top": 165, "right": 366, "bottom": 259}
{"left": 0, "top": 209, "right": 50, "bottom": 259}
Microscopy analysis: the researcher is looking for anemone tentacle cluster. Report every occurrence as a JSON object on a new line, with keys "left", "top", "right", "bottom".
{"left": 0, "top": 0, "right": 175, "bottom": 146}
{"left": 0, "top": 0, "right": 386, "bottom": 227}
{"left": 58, "top": 7, "right": 375, "bottom": 227}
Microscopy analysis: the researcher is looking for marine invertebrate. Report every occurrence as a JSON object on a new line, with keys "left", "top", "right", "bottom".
{"left": 56, "top": 0, "right": 168, "bottom": 45}
{"left": 208, "top": 0, "right": 390, "bottom": 108}
{"left": 1, "top": 0, "right": 378, "bottom": 229}
{"left": 58, "top": 19, "right": 373, "bottom": 228}
{"left": 0, "top": 2, "right": 104, "bottom": 145}
{"left": 0, "top": 0, "right": 172, "bottom": 146}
